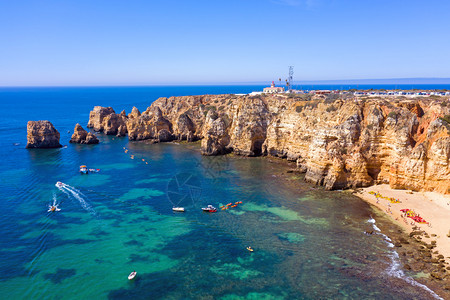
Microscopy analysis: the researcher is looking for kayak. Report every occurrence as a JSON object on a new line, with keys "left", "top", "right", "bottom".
{"left": 128, "top": 271, "right": 137, "bottom": 280}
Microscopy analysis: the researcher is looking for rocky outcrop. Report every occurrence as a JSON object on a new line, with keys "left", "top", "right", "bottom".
{"left": 103, "top": 113, "right": 127, "bottom": 136}
{"left": 87, "top": 106, "right": 115, "bottom": 131}
{"left": 69, "top": 124, "right": 99, "bottom": 144}
{"left": 201, "top": 110, "right": 231, "bottom": 155}
{"left": 26, "top": 120, "right": 62, "bottom": 148}
{"left": 126, "top": 107, "right": 173, "bottom": 141}
{"left": 86, "top": 94, "right": 450, "bottom": 193}
{"left": 86, "top": 106, "right": 127, "bottom": 137}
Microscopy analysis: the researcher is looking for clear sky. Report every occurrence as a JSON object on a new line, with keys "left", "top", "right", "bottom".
{"left": 1, "top": 0, "right": 449, "bottom": 86}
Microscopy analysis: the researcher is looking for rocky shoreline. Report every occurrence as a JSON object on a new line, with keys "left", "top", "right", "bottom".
{"left": 258, "top": 159, "right": 450, "bottom": 298}
{"left": 86, "top": 93, "right": 449, "bottom": 194}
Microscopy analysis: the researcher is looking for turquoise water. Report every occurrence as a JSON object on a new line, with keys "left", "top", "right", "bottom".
{"left": 0, "top": 87, "right": 441, "bottom": 299}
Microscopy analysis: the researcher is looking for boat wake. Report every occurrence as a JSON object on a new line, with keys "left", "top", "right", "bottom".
{"left": 47, "top": 193, "right": 61, "bottom": 212}
{"left": 367, "top": 217, "right": 443, "bottom": 300}
{"left": 56, "top": 182, "right": 97, "bottom": 216}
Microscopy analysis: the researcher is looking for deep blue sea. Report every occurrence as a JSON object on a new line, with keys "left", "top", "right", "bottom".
{"left": 0, "top": 86, "right": 444, "bottom": 299}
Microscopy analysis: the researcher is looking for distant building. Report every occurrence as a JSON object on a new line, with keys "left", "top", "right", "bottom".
{"left": 314, "top": 90, "right": 332, "bottom": 95}
{"left": 263, "top": 81, "right": 285, "bottom": 93}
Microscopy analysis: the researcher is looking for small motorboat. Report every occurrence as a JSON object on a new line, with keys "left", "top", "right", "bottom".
{"left": 202, "top": 205, "right": 217, "bottom": 213}
{"left": 128, "top": 271, "right": 137, "bottom": 280}
{"left": 56, "top": 181, "right": 64, "bottom": 188}
{"left": 80, "top": 165, "right": 88, "bottom": 174}
{"left": 172, "top": 207, "right": 185, "bottom": 212}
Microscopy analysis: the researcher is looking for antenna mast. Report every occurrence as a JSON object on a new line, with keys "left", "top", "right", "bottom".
{"left": 288, "top": 66, "right": 294, "bottom": 91}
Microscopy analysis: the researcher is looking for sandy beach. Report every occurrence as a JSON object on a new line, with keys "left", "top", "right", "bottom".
{"left": 357, "top": 184, "right": 450, "bottom": 261}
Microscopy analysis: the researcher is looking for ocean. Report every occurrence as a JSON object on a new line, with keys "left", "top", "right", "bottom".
{"left": 0, "top": 86, "right": 444, "bottom": 299}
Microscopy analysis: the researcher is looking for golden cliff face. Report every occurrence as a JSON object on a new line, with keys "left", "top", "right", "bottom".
{"left": 87, "top": 94, "right": 450, "bottom": 193}
{"left": 26, "top": 120, "right": 62, "bottom": 148}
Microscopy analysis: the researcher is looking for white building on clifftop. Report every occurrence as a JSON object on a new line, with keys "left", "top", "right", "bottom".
{"left": 263, "top": 81, "right": 285, "bottom": 93}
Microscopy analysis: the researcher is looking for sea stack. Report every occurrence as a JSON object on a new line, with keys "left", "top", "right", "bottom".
{"left": 70, "top": 123, "right": 99, "bottom": 144}
{"left": 26, "top": 120, "right": 62, "bottom": 148}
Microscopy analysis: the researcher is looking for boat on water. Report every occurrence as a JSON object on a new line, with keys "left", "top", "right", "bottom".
{"left": 48, "top": 205, "right": 61, "bottom": 212}
{"left": 202, "top": 205, "right": 217, "bottom": 213}
{"left": 246, "top": 246, "right": 254, "bottom": 252}
{"left": 80, "top": 165, "right": 88, "bottom": 174}
{"left": 56, "top": 181, "right": 64, "bottom": 188}
{"left": 172, "top": 207, "right": 185, "bottom": 212}
{"left": 128, "top": 271, "right": 137, "bottom": 280}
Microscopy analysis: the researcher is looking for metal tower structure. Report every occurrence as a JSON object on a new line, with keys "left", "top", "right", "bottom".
{"left": 288, "top": 66, "right": 294, "bottom": 91}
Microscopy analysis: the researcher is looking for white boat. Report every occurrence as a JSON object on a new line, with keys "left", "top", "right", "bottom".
{"left": 128, "top": 271, "right": 137, "bottom": 280}
{"left": 172, "top": 207, "right": 185, "bottom": 212}
{"left": 202, "top": 205, "right": 217, "bottom": 213}
{"left": 55, "top": 181, "right": 64, "bottom": 187}
{"left": 80, "top": 165, "right": 88, "bottom": 174}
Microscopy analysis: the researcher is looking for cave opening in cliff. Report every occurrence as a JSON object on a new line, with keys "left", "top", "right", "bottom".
{"left": 251, "top": 139, "right": 264, "bottom": 156}
{"left": 367, "top": 166, "right": 381, "bottom": 181}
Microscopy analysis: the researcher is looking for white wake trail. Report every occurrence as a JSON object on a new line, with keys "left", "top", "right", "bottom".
{"left": 57, "top": 183, "right": 97, "bottom": 216}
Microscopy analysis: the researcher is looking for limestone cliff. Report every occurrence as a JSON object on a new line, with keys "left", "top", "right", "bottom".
{"left": 87, "top": 94, "right": 450, "bottom": 193}
{"left": 70, "top": 123, "right": 99, "bottom": 144}
{"left": 26, "top": 120, "right": 62, "bottom": 148}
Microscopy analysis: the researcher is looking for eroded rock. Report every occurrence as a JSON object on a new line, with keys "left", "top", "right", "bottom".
{"left": 70, "top": 124, "right": 99, "bottom": 144}
{"left": 85, "top": 95, "right": 450, "bottom": 194}
{"left": 26, "top": 121, "right": 62, "bottom": 148}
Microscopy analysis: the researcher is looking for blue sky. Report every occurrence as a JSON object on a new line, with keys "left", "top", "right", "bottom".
{"left": 1, "top": 0, "right": 449, "bottom": 86}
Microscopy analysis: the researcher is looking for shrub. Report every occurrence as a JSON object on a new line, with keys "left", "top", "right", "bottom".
{"left": 300, "top": 94, "right": 312, "bottom": 101}
{"left": 210, "top": 111, "right": 219, "bottom": 120}
{"left": 440, "top": 115, "right": 450, "bottom": 123}
{"left": 325, "top": 94, "right": 339, "bottom": 103}
{"left": 387, "top": 111, "right": 397, "bottom": 119}
{"left": 206, "top": 105, "right": 216, "bottom": 111}
{"left": 326, "top": 105, "right": 338, "bottom": 112}
{"left": 296, "top": 106, "right": 303, "bottom": 113}
{"left": 221, "top": 113, "right": 231, "bottom": 126}
{"left": 305, "top": 101, "right": 319, "bottom": 109}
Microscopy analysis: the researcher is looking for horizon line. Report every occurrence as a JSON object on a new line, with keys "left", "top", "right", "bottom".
{"left": 2, "top": 77, "right": 450, "bottom": 88}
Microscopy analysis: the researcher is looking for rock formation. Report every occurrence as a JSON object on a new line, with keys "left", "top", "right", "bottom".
{"left": 87, "top": 106, "right": 115, "bottom": 131}
{"left": 70, "top": 123, "right": 99, "bottom": 144}
{"left": 87, "top": 106, "right": 128, "bottom": 137}
{"left": 26, "top": 120, "right": 62, "bottom": 148}
{"left": 87, "top": 94, "right": 450, "bottom": 194}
